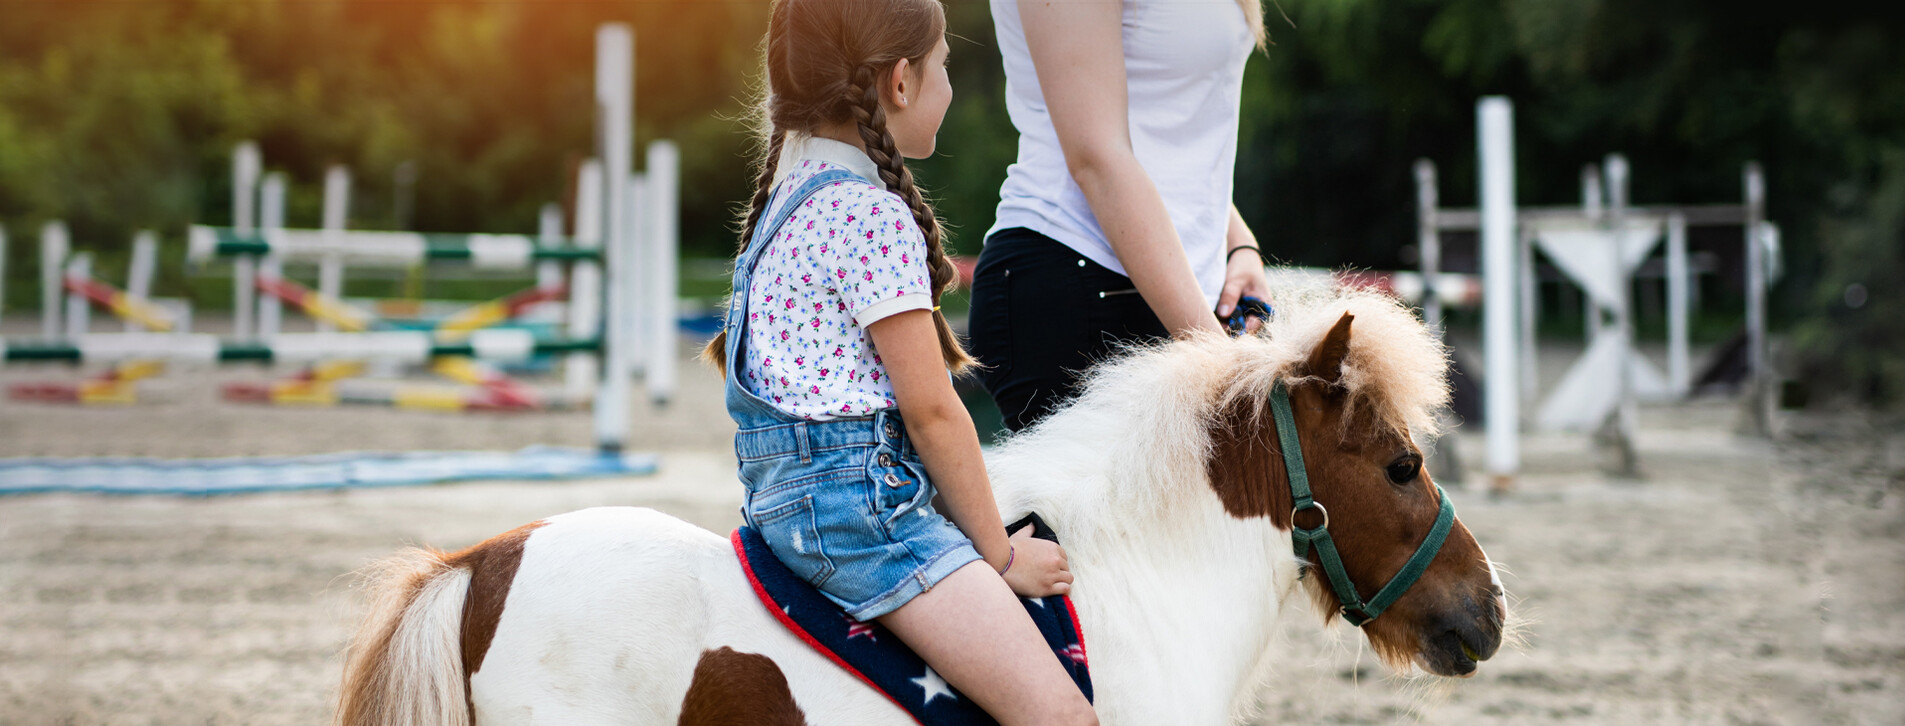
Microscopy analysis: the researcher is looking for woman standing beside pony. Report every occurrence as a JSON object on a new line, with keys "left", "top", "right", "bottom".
{"left": 701, "top": 0, "right": 1096, "bottom": 722}
{"left": 969, "top": 0, "right": 1275, "bottom": 431}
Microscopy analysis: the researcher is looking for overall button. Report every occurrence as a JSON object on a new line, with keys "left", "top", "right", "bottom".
{"left": 877, "top": 453, "right": 893, "bottom": 467}
{"left": 884, "top": 473, "right": 902, "bottom": 488}
{"left": 884, "top": 423, "right": 900, "bottom": 439}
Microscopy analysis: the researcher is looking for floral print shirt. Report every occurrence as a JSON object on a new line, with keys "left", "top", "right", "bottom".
{"left": 741, "top": 137, "right": 933, "bottom": 420}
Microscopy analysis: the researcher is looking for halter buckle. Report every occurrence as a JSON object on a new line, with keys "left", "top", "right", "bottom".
{"left": 1291, "top": 501, "right": 1328, "bottom": 531}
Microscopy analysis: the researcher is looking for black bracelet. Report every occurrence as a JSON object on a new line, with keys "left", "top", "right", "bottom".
{"left": 1227, "top": 245, "right": 1263, "bottom": 264}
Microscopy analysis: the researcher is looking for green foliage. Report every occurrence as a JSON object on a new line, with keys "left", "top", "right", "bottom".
{"left": 1793, "top": 149, "right": 1905, "bottom": 404}
{"left": 0, "top": 1, "right": 1898, "bottom": 406}
{"left": 0, "top": 0, "right": 765, "bottom": 308}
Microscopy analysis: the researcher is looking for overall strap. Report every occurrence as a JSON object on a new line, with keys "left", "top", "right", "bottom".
{"left": 741, "top": 169, "right": 867, "bottom": 265}
{"left": 724, "top": 168, "right": 871, "bottom": 378}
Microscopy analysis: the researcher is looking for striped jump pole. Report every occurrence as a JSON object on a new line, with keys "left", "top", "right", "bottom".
{"left": 63, "top": 271, "right": 176, "bottom": 333}
{"left": 435, "top": 285, "right": 568, "bottom": 340}
{"left": 1, "top": 330, "right": 598, "bottom": 364}
{"left": 188, "top": 227, "right": 603, "bottom": 268}
{"left": 255, "top": 275, "right": 375, "bottom": 332}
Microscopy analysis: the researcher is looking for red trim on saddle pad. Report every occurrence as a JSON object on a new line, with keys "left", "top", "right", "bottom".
{"left": 731, "top": 528, "right": 923, "bottom": 724}
{"left": 1061, "top": 596, "right": 1090, "bottom": 667}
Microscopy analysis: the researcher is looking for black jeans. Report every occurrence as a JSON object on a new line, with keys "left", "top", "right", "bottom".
{"left": 967, "top": 227, "right": 1169, "bottom": 432}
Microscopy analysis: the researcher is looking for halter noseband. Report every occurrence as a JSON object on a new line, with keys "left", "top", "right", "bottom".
{"left": 1269, "top": 382, "right": 1455, "bottom": 627}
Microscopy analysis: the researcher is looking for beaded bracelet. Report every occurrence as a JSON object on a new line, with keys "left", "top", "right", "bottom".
{"left": 997, "top": 544, "right": 1016, "bottom": 576}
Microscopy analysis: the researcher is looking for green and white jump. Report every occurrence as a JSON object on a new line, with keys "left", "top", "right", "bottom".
{"left": 2, "top": 24, "right": 671, "bottom": 454}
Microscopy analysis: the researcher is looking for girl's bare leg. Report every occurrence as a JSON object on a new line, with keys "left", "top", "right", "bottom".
{"left": 876, "top": 561, "right": 1098, "bottom": 726}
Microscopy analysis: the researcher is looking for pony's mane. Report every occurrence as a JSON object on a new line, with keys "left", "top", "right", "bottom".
{"left": 989, "top": 280, "right": 1449, "bottom": 518}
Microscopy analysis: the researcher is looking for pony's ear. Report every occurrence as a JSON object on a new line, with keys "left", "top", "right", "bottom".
{"left": 1302, "top": 312, "right": 1355, "bottom": 384}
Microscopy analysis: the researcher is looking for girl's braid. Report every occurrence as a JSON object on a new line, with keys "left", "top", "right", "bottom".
{"left": 848, "top": 64, "right": 975, "bottom": 372}
{"left": 701, "top": 123, "right": 788, "bottom": 370}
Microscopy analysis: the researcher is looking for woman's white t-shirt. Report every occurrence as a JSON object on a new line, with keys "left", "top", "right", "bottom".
{"left": 988, "top": 0, "right": 1254, "bottom": 307}
{"left": 742, "top": 137, "right": 934, "bottom": 421}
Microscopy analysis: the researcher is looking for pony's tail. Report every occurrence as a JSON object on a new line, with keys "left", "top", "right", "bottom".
{"left": 336, "top": 548, "right": 472, "bottom": 726}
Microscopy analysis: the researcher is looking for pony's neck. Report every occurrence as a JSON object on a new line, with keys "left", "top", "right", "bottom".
{"left": 989, "top": 424, "right": 1305, "bottom": 723}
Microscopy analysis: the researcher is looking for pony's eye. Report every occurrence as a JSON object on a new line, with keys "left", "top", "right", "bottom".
{"left": 1385, "top": 457, "right": 1421, "bottom": 485}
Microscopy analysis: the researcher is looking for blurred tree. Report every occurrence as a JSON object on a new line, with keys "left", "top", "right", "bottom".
{"left": 0, "top": 0, "right": 1898, "bottom": 407}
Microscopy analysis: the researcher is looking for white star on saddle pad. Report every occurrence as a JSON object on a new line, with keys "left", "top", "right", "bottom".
{"left": 912, "top": 666, "right": 956, "bottom": 705}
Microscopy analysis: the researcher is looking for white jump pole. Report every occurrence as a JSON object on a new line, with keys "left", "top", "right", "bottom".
{"left": 64, "top": 252, "right": 91, "bottom": 339}
{"left": 1743, "top": 161, "right": 1769, "bottom": 434}
{"left": 645, "top": 139, "right": 681, "bottom": 405}
{"left": 628, "top": 172, "right": 651, "bottom": 379}
{"left": 1604, "top": 154, "right": 1638, "bottom": 476}
{"left": 1413, "top": 159, "right": 1441, "bottom": 331}
{"left": 319, "top": 165, "right": 351, "bottom": 333}
{"left": 537, "top": 203, "right": 565, "bottom": 293}
{"left": 258, "top": 172, "right": 288, "bottom": 338}
{"left": 125, "top": 231, "right": 158, "bottom": 332}
{"left": 40, "top": 221, "right": 68, "bottom": 338}
{"left": 1478, "top": 97, "right": 1519, "bottom": 492}
{"left": 594, "top": 22, "right": 635, "bottom": 453}
{"left": 232, "top": 142, "right": 261, "bottom": 340}
{"left": 1666, "top": 212, "right": 1690, "bottom": 396}
{"left": 568, "top": 160, "right": 605, "bottom": 406}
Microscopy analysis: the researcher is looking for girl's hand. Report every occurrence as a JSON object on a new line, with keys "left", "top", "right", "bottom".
{"left": 1001, "top": 524, "right": 1074, "bottom": 598}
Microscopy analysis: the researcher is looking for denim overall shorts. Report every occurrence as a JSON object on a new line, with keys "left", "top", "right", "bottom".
{"left": 725, "top": 169, "right": 982, "bottom": 621}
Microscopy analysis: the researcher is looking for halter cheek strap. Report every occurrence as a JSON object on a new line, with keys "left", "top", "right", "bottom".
{"left": 1271, "top": 382, "right": 1455, "bottom": 627}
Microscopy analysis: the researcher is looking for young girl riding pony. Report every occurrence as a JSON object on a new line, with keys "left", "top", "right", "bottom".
{"left": 705, "top": 0, "right": 1096, "bottom": 722}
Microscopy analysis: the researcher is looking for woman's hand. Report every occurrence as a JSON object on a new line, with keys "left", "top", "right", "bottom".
{"left": 1000, "top": 524, "right": 1074, "bottom": 598}
{"left": 1215, "top": 205, "right": 1271, "bottom": 333}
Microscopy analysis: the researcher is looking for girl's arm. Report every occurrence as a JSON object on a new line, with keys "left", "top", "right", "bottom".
{"left": 866, "top": 309, "right": 1072, "bottom": 597}
{"left": 1018, "top": 0, "right": 1224, "bottom": 336}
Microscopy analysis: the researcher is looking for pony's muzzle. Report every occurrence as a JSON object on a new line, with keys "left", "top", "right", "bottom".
{"left": 1426, "top": 585, "right": 1505, "bottom": 677}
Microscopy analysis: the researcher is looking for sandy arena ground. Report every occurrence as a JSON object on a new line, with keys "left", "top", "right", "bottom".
{"left": 2, "top": 335, "right": 1901, "bottom": 724}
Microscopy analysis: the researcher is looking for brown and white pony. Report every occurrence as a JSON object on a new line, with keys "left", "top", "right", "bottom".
{"left": 336, "top": 286, "right": 1507, "bottom": 725}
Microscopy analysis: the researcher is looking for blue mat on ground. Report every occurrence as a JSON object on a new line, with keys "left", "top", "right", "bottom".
{"left": 734, "top": 521, "right": 1091, "bottom": 725}
{"left": 0, "top": 445, "right": 656, "bottom": 496}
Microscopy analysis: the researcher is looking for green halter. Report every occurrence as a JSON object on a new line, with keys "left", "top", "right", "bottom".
{"left": 1270, "top": 382, "right": 1455, "bottom": 627}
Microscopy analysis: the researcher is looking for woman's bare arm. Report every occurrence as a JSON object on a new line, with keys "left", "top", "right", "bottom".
{"left": 1018, "top": 0, "right": 1223, "bottom": 336}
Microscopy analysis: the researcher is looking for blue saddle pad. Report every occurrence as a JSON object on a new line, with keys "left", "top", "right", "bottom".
{"left": 732, "top": 518, "right": 1092, "bottom": 725}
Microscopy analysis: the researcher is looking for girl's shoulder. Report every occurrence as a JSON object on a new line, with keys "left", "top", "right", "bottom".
{"left": 778, "top": 170, "right": 919, "bottom": 242}
{"left": 782, "top": 163, "right": 898, "bottom": 210}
